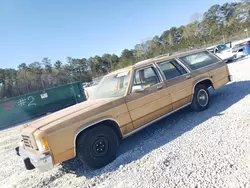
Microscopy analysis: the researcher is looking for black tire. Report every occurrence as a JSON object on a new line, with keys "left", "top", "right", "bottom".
{"left": 76, "top": 125, "right": 119, "bottom": 169}
{"left": 24, "top": 158, "right": 35, "bottom": 170}
{"left": 191, "top": 84, "right": 210, "bottom": 111}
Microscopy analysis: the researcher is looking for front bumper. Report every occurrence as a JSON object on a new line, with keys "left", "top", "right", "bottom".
{"left": 16, "top": 142, "right": 53, "bottom": 172}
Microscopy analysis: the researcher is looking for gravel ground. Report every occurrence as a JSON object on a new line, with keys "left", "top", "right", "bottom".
{"left": 1, "top": 58, "right": 250, "bottom": 188}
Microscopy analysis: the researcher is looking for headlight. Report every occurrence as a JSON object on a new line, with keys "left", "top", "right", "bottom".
{"left": 36, "top": 138, "right": 49, "bottom": 152}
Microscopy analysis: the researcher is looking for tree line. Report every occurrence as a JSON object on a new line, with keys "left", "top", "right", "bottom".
{"left": 1, "top": 0, "right": 250, "bottom": 99}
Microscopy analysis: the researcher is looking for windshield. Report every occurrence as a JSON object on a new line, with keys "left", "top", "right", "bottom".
{"left": 89, "top": 71, "right": 131, "bottom": 99}
{"left": 217, "top": 44, "right": 229, "bottom": 51}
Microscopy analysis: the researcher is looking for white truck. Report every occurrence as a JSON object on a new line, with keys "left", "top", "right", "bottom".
{"left": 206, "top": 44, "right": 235, "bottom": 62}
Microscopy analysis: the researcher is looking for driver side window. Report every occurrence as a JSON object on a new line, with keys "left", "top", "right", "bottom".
{"left": 131, "top": 66, "right": 159, "bottom": 93}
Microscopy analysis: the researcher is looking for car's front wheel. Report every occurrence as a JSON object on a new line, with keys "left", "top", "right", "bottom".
{"left": 76, "top": 125, "right": 119, "bottom": 169}
{"left": 191, "top": 84, "right": 210, "bottom": 111}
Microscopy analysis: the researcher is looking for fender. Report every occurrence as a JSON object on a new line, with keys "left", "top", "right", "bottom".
{"left": 192, "top": 78, "right": 214, "bottom": 93}
{"left": 73, "top": 118, "right": 121, "bottom": 156}
{"left": 191, "top": 78, "right": 214, "bottom": 102}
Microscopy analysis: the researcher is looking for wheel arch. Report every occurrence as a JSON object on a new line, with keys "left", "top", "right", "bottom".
{"left": 193, "top": 78, "right": 214, "bottom": 93}
{"left": 74, "top": 118, "right": 122, "bottom": 157}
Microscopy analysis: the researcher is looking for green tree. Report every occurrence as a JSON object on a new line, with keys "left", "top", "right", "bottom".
{"left": 54, "top": 60, "right": 62, "bottom": 69}
{"left": 42, "top": 58, "right": 52, "bottom": 73}
{"left": 120, "top": 49, "right": 135, "bottom": 66}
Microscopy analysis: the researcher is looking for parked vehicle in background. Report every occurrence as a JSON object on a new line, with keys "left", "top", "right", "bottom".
{"left": 15, "top": 49, "right": 232, "bottom": 172}
{"left": 232, "top": 41, "right": 250, "bottom": 58}
{"left": 206, "top": 44, "right": 235, "bottom": 62}
{"left": 84, "top": 85, "right": 97, "bottom": 99}
{"left": 82, "top": 82, "right": 89, "bottom": 88}
{"left": 82, "top": 82, "right": 92, "bottom": 88}
{"left": 83, "top": 78, "right": 102, "bottom": 99}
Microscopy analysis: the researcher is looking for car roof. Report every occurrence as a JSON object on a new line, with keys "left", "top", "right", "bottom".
{"left": 134, "top": 48, "right": 205, "bottom": 68}
{"left": 106, "top": 48, "right": 206, "bottom": 76}
{"left": 106, "top": 66, "right": 133, "bottom": 76}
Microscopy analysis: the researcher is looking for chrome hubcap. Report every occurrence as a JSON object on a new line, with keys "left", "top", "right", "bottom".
{"left": 197, "top": 89, "right": 208, "bottom": 107}
{"left": 199, "top": 95, "right": 206, "bottom": 100}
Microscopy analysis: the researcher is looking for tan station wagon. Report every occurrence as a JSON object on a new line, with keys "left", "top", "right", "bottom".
{"left": 16, "top": 49, "right": 232, "bottom": 172}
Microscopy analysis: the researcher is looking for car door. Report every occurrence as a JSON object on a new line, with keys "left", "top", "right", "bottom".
{"left": 126, "top": 65, "right": 172, "bottom": 129}
{"left": 156, "top": 59, "right": 194, "bottom": 110}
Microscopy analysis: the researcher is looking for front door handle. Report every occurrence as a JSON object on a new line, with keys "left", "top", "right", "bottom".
{"left": 186, "top": 75, "right": 191, "bottom": 79}
{"left": 157, "top": 85, "right": 163, "bottom": 90}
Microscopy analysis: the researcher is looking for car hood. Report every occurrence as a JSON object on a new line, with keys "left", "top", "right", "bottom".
{"left": 223, "top": 49, "right": 232, "bottom": 53}
{"left": 23, "top": 98, "right": 117, "bottom": 130}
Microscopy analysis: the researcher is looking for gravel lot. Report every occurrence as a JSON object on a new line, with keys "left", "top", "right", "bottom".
{"left": 1, "top": 58, "right": 250, "bottom": 188}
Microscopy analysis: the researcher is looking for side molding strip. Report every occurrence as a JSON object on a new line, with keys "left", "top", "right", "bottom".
{"left": 123, "top": 103, "right": 191, "bottom": 138}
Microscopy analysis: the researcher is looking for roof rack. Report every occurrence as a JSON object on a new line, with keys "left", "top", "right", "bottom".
{"left": 135, "top": 53, "right": 170, "bottom": 65}
{"left": 153, "top": 53, "right": 171, "bottom": 59}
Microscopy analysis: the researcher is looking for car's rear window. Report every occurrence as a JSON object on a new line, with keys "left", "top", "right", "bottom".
{"left": 179, "top": 51, "right": 220, "bottom": 70}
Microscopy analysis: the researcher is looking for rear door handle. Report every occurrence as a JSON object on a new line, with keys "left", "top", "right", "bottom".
{"left": 186, "top": 75, "right": 191, "bottom": 79}
{"left": 157, "top": 85, "right": 163, "bottom": 90}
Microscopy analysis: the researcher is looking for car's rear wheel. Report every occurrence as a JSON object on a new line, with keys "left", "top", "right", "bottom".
{"left": 191, "top": 84, "right": 210, "bottom": 111}
{"left": 76, "top": 125, "right": 119, "bottom": 169}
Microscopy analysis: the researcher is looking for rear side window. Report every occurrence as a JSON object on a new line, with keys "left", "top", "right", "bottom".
{"left": 179, "top": 51, "right": 220, "bottom": 70}
{"left": 157, "top": 59, "right": 187, "bottom": 80}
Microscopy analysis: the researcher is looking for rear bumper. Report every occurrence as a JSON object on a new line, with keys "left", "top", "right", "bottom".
{"left": 16, "top": 142, "right": 53, "bottom": 172}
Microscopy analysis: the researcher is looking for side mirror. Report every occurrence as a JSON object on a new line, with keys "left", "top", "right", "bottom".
{"left": 134, "top": 88, "right": 145, "bottom": 93}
